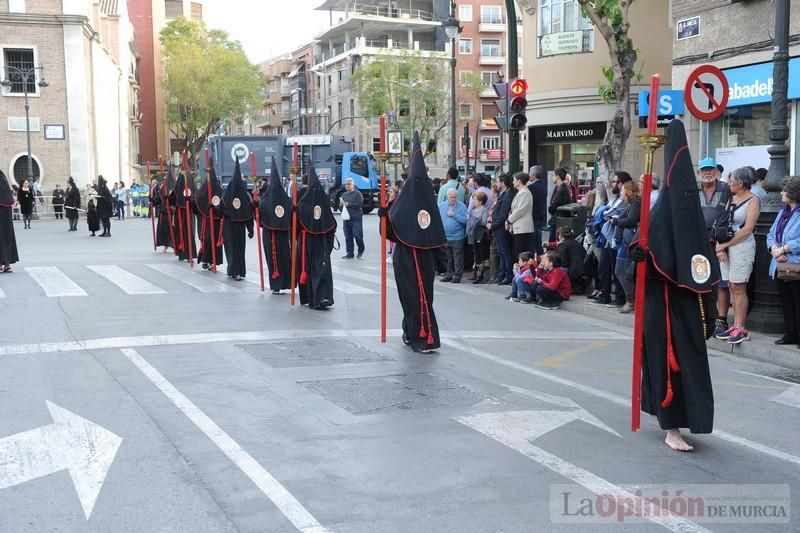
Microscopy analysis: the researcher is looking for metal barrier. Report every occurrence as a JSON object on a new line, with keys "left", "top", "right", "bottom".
{"left": 10, "top": 194, "right": 152, "bottom": 221}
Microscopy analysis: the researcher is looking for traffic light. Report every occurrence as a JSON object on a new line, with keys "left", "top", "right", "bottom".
{"left": 508, "top": 78, "right": 528, "bottom": 131}
{"left": 493, "top": 81, "right": 508, "bottom": 132}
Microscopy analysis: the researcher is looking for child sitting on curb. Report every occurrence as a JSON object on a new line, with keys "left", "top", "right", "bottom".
{"left": 530, "top": 251, "right": 572, "bottom": 310}
{"left": 505, "top": 252, "right": 537, "bottom": 302}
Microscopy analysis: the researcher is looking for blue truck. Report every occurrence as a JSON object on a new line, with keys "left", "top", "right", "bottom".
{"left": 199, "top": 134, "right": 382, "bottom": 213}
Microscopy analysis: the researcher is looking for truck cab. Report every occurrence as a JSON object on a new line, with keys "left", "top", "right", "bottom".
{"left": 338, "top": 152, "right": 381, "bottom": 213}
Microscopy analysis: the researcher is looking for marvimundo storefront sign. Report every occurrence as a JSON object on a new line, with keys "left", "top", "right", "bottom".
{"left": 545, "top": 128, "right": 595, "bottom": 140}
{"left": 533, "top": 122, "right": 607, "bottom": 144}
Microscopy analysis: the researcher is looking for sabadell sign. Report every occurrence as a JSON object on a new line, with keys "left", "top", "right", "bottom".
{"left": 723, "top": 57, "right": 800, "bottom": 107}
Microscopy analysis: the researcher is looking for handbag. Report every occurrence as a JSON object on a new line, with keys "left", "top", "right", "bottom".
{"left": 472, "top": 224, "right": 488, "bottom": 244}
{"left": 341, "top": 204, "right": 350, "bottom": 221}
{"left": 776, "top": 262, "right": 800, "bottom": 281}
{"left": 711, "top": 198, "right": 751, "bottom": 244}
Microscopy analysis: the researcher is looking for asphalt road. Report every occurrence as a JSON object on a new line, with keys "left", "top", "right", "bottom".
{"left": 0, "top": 214, "right": 798, "bottom": 533}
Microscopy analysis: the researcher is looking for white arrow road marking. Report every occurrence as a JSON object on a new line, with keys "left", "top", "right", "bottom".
{"left": 87, "top": 265, "right": 167, "bottom": 295}
{"left": 25, "top": 267, "right": 87, "bottom": 297}
{"left": 456, "top": 411, "right": 710, "bottom": 533}
{"left": 445, "top": 339, "right": 800, "bottom": 469}
{"left": 503, "top": 384, "right": 621, "bottom": 438}
{"left": 735, "top": 370, "right": 800, "bottom": 409}
{"left": 0, "top": 401, "right": 122, "bottom": 520}
{"left": 120, "top": 348, "right": 328, "bottom": 533}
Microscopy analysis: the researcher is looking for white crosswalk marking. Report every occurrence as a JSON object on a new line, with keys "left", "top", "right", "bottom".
{"left": 25, "top": 267, "right": 88, "bottom": 297}
{"left": 331, "top": 266, "right": 398, "bottom": 290}
{"left": 146, "top": 264, "right": 240, "bottom": 293}
{"left": 87, "top": 265, "right": 167, "bottom": 295}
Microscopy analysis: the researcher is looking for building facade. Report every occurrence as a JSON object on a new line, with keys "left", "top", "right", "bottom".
{"left": 671, "top": 0, "right": 800, "bottom": 176}
{"left": 0, "top": 0, "right": 141, "bottom": 190}
{"left": 454, "top": 0, "right": 522, "bottom": 175}
{"left": 519, "top": 0, "right": 673, "bottom": 193}
{"left": 310, "top": 0, "right": 452, "bottom": 172}
{"left": 128, "top": 0, "right": 202, "bottom": 169}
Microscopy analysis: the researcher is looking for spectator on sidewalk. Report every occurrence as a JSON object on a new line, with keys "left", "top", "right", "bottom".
{"left": 698, "top": 157, "right": 731, "bottom": 233}
{"left": 610, "top": 180, "right": 642, "bottom": 313}
{"left": 116, "top": 181, "right": 128, "bottom": 220}
{"left": 491, "top": 173, "right": 515, "bottom": 284}
{"left": 466, "top": 190, "right": 490, "bottom": 283}
{"left": 751, "top": 167, "right": 767, "bottom": 202}
{"left": 17, "top": 180, "right": 35, "bottom": 229}
{"left": 438, "top": 188, "right": 467, "bottom": 283}
{"left": 548, "top": 168, "right": 573, "bottom": 242}
{"left": 767, "top": 175, "right": 800, "bottom": 347}
{"left": 506, "top": 172, "right": 533, "bottom": 257}
{"left": 65, "top": 177, "right": 81, "bottom": 231}
{"left": 714, "top": 167, "right": 761, "bottom": 344}
{"left": 593, "top": 171, "right": 632, "bottom": 306}
{"left": 528, "top": 165, "right": 548, "bottom": 256}
{"left": 340, "top": 178, "right": 365, "bottom": 259}
{"left": 556, "top": 226, "right": 586, "bottom": 295}
{"left": 505, "top": 251, "right": 536, "bottom": 302}
{"left": 584, "top": 176, "right": 609, "bottom": 299}
{"left": 437, "top": 167, "right": 466, "bottom": 204}
{"left": 532, "top": 251, "right": 572, "bottom": 310}
{"left": 51, "top": 183, "right": 65, "bottom": 220}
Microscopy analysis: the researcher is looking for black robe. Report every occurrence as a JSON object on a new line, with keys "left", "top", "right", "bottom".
{"left": 259, "top": 158, "right": 292, "bottom": 291}
{"left": 296, "top": 164, "right": 336, "bottom": 309}
{"left": 386, "top": 132, "right": 447, "bottom": 350}
{"left": 633, "top": 119, "right": 718, "bottom": 434}
{"left": 195, "top": 170, "right": 224, "bottom": 267}
{"left": 151, "top": 186, "right": 173, "bottom": 248}
{"left": 171, "top": 173, "right": 197, "bottom": 261}
{"left": 87, "top": 204, "right": 100, "bottom": 232}
{"left": 221, "top": 160, "right": 254, "bottom": 277}
{"left": 65, "top": 185, "right": 80, "bottom": 221}
{"left": 0, "top": 175, "right": 19, "bottom": 265}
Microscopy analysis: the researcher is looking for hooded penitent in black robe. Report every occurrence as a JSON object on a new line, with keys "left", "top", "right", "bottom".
{"left": 296, "top": 163, "right": 336, "bottom": 309}
{"left": 632, "top": 119, "right": 718, "bottom": 434}
{"left": 171, "top": 170, "right": 198, "bottom": 261}
{"left": 0, "top": 173, "right": 19, "bottom": 266}
{"left": 150, "top": 183, "right": 173, "bottom": 248}
{"left": 195, "top": 163, "right": 224, "bottom": 267}
{"left": 222, "top": 160, "right": 254, "bottom": 278}
{"left": 96, "top": 177, "right": 114, "bottom": 235}
{"left": 259, "top": 157, "right": 292, "bottom": 291}
{"left": 65, "top": 179, "right": 81, "bottom": 230}
{"left": 386, "top": 132, "right": 447, "bottom": 351}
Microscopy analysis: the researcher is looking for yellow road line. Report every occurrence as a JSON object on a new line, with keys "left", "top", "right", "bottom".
{"left": 535, "top": 340, "right": 613, "bottom": 367}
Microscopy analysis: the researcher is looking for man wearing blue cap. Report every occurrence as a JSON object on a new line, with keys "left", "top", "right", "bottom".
{"left": 697, "top": 156, "right": 732, "bottom": 337}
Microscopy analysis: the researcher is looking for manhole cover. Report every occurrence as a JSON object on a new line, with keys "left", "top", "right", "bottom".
{"left": 300, "top": 373, "right": 486, "bottom": 415}
{"left": 237, "top": 339, "right": 392, "bottom": 368}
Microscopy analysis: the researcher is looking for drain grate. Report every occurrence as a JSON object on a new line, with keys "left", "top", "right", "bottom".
{"left": 300, "top": 373, "right": 486, "bottom": 415}
{"left": 237, "top": 339, "right": 392, "bottom": 368}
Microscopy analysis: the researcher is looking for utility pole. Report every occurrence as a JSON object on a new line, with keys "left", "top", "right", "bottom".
{"left": 505, "top": 0, "right": 520, "bottom": 173}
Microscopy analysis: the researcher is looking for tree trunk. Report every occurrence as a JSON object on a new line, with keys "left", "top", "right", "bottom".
{"left": 595, "top": 47, "right": 636, "bottom": 179}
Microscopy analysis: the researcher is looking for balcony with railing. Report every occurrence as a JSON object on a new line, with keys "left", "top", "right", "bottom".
{"left": 314, "top": 36, "right": 444, "bottom": 65}
{"left": 314, "top": 1, "right": 440, "bottom": 43}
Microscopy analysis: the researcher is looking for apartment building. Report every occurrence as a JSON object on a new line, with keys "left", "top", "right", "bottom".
{"left": 0, "top": 0, "right": 141, "bottom": 189}
{"left": 455, "top": 1, "right": 522, "bottom": 174}
{"left": 519, "top": 0, "right": 672, "bottom": 189}
{"left": 129, "top": 0, "right": 202, "bottom": 167}
{"left": 310, "top": 0, "right": 452, "bottom": 170}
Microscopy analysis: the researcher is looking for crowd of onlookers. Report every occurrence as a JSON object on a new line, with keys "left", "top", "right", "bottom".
{"left": 423, "top": 160, "right": 800, "bottom": 346}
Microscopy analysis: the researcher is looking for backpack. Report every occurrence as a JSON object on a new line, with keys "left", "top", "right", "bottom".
{"left": 711, "top": 197, "right": 752, "bottom": 244}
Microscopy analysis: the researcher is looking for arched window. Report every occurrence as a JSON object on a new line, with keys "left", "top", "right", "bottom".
{"left": 13, "top": 155, "right": 40, "bottom": 186}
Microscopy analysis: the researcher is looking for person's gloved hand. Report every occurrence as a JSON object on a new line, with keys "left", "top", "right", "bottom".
{"left": 377, "top": 206, "right": 388, "bottom": 218}
{"left": 630, "top": 245, "right": 648, "bottom": 263}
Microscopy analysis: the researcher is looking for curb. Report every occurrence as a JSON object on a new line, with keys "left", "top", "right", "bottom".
{"left": 474, "top": 279, "right": 800, "bottom": 371}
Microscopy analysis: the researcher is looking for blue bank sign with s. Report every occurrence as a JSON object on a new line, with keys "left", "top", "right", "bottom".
{"left": 637, "top": 90, "right": 685, "bottom": 117}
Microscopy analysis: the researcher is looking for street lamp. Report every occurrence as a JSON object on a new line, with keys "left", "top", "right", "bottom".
{"left": 1, "top": 65, "right": 48, "bottom": 187}
{"left": 443, "top": 2, "right": 461, "bottom": 169}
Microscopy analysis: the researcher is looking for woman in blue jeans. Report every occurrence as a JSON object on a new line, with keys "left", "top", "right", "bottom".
{"left": 490, "top": 173, "right": 514, "bottom": 284}
{"left": 610, "top": 181, "right": 642, "bottom": 313}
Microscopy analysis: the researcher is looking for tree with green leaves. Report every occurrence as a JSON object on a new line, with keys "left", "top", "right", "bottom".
{"left": 160, "top": 18, "right": 264, "bottom": 167}
{"left": 351, "top": 51, "right": 450, "bottom": 157}
{"left": 577, "top": 0, "right": 638, "bottom": 178}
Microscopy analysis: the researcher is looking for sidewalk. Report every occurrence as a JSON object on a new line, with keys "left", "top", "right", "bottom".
{"left": 477, "top": 279, "right": 800, "bottom": 371}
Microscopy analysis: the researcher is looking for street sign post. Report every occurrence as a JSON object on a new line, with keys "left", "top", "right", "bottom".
{"left": 684, "top": 64, "right": 729, "bottom": 121}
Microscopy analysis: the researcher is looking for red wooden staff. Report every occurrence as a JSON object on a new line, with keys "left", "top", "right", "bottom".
{"left": 379, "top": 115, "right": 387, "bottom": 343}
{"left": 205, "top": 148, "right": 217, "bottom": 273}
{"left": 631, "top": 74, "right": 661, "bottom": 431}
{"left": 182, "top": 150, "right": 194, "bottom": 268}
{"left": 160, "top": 155, "right": 177, "bottom": 254}
{"left": 289, "top": 142, "right": 299, "bottom": 306}
{"left": 250, "top": 152, "right": 265, "bottom": 291}
{"left": 147, "top": 161, "right": 156, "bottom": 251}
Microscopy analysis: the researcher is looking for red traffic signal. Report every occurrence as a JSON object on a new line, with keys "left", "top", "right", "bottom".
{"left": 509, "top": 78, "right": 528, "bottom": 97}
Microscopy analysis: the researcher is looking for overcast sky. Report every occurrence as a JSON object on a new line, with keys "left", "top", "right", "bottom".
{"left": 203, "top": 0, "right": 332, "bottom": 64}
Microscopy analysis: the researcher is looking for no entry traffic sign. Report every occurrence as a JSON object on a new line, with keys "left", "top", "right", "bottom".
{"left": 684, "top": 64, "right": 729, "bottom": 121}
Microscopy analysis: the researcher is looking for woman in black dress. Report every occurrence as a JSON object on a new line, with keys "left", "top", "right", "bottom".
{"left": 65, "top": 177, "right": 81, "bottom": 231}
{"left": 0, "top": 173, "right": 19, "bottom": 271}
{"left": 95, "top": 176, "right": 114, "bottom": 237}
{"left": 17, "top": 180, "right": 35, "bottom": 229}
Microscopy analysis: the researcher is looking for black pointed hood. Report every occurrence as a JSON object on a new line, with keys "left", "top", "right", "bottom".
{"left": 196, "top": 161, "right": 223, "bottom": 215}
{"left": 222, "top": 159, "right": 253, "bottom": 221}
{"left": 388, "top": 132, "right": 445, "bottom": 249}
{"left": 162, "top": 167, "right": 177, "bottom": 202}
{"left": 259, "top": 156, "right": 292, "bottom": 231}
{"left": 173, "top": 171, "right": 196, "bottom": 208}
{"left": 0, "top": 173, "right": 13, "bottom": 206}
{"left": 636, "top": 119, "right": 719, "bottom": 293}
{"left": 298, "top": 163, "right": 336, "bottom": 234}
